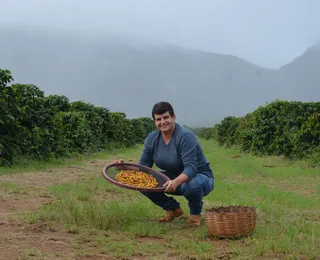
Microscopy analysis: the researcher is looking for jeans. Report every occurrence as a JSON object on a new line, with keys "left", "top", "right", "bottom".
{"left": 141, "top": 171, "right": 214, "bottom": 215}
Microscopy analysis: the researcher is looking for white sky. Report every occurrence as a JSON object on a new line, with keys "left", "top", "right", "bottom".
{"left": 1, "top": 0, "right": 319, "bottom": 68}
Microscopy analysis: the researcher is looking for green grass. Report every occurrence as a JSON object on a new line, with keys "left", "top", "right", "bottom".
{"left": 0, "top": 181, "right": 33, "bottom": 197}
{"left": 0, "top": 181, "right": 23, "bottom": 193}
{"left": 2, "top": 139, "right": 320, "bottom": 259}
{"left": 19, "top": 247, "right": 43, "bottom": 260}
{"left": 0, "top": 144, "right": 141, "bottom": 176}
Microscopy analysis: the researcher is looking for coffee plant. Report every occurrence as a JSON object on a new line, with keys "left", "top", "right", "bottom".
{"left": 0, "top": 69, "right": 155, "bottom": 166}
{"left": 199, "top": 100, "right": 320, "bottom": 161}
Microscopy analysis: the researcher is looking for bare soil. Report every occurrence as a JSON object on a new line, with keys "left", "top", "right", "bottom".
{"left": 0, "top": 160, "right": 118, "bottom": 260}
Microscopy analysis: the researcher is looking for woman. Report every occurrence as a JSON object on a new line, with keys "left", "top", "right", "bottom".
{"left": 115, "top": 101, "right": 214, "bottom": 226}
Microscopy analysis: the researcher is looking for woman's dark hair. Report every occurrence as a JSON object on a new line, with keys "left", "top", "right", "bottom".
{"left": 152, "top": 101, "right": 175, "bottom": 120}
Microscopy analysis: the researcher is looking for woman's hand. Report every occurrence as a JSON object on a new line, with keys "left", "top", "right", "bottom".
{"left": 111, "top": 159, "right": 124, "bottom": 164}
{"left": 163, "top": 179, "right": 179, "bottom": 193}
{"left": 163, "top": 174, "right": 189, "bottom": 193}
{"left": 110, "top": 159, "right": 124, "bottom": 169}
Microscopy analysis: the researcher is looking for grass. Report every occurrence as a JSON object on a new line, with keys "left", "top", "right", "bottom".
{"left": 0, "top": 144, "right": 140, "bottom": 176}
{"left": 19, "top": 248, "right": 43, "bottom": 260}
{"left": 2, "top": 139, "right": 320, "bottom": 259}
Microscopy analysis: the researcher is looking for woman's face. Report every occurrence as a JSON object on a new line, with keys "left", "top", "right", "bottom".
{"left": 153, "top": 111, "right": 176, "bottom": 133}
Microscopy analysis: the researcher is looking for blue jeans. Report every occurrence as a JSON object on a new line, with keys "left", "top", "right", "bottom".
{"left": 141, "top": 171, "right": 214, "bottom": 215}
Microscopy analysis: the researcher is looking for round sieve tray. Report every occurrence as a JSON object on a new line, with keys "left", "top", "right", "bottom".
{"left": 102, "top": 162, "right": 170, "bottom": 192}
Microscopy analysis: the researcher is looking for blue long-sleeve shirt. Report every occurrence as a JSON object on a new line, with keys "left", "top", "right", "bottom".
{"left": 139, "top": 123, "right": 214, "bottom": 180}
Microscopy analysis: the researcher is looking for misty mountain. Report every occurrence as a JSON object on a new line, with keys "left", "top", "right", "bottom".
{"left": 0, "top": 26, "right": 319, "bottom": 127}
{"left": 279, "top": 42, "right": 320, "bottom": 101}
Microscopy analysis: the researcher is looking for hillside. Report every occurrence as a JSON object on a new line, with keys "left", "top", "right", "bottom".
{"left": 0, "top": 26, "right": 318, "bottom": 126}
{"left": 279, "top": 42, "right": 320, "bottom": 101}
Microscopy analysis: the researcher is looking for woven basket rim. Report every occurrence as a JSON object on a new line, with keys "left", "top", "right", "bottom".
{"left": 205, "top": 205, "right": 256, "bottom": 215}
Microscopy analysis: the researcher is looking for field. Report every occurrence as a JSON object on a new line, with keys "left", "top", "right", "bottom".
{"left": 0, "top": 139, "right": 319, "bottom": 260}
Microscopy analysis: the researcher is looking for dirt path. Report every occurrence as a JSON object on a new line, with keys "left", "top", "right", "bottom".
{"left": 0, "top": 160, "right": 116, "bottom": 260}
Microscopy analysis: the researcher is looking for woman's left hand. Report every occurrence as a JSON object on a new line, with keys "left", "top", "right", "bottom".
{"left": 163, "top": 180, "right": 179, "bottom": 193}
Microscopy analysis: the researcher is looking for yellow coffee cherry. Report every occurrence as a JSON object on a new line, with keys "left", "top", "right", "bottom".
{"left": 115, "top": 170, "right": 158, "bottom": 188}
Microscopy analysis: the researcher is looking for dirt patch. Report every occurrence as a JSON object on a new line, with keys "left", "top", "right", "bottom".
{"left": 262, "top": 165, "right": 275, "bottom": 168}
{"left": 77, "top": 256, "right": 115, "bottom": 260}
{"left": 0, "top": 169, "right": 88, "bottom": 188}
{"left": 0, "top": 160, "right": 116, "bottom": 260}
{"left": 208, "top": 239, "right": 230, "bottom": 259}
{"left": 0, "top": 159, "right": 110, "bottom": 189}
{"left": 1, "top": 230, "right": 76, "bottom": 259}
{"left": 0, "top": 192, "right": 75, "bottom": 259}
{"left": 311, "top": 216, "right": 320, "bottom": 222}
{"left": 261, "top": 253, "right": 314, "bottom": 260}
{"left": 137, "top": 236, "right": 164, "bottom": 243}
{"left": 252, "top": 174, "right": 320, "bottom": 196}
{"left": 0, "top": 209, "right": 75, "bottom": 260}
{"left": 279, "top": 184, "right": 315, "bottom": 196}
{"left": 265, "top": 180, "right": 319, "bottom": 196}
{"left": 0, "top": 196, "right": 49, "bottom": 223}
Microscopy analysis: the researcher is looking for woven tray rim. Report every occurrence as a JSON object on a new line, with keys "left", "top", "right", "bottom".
{"left": 102, "top": 162, "right": 171, "bottom": 192}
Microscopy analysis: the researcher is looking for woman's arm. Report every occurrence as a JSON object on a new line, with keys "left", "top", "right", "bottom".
{"left": 178, "top": 133, "right": 198, "bottom": 180}
{"left": 139, "top": 135, "right": 154, "bottom": 168}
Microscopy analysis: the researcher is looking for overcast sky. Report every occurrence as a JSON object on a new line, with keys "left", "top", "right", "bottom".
{"left": 1, "top": 0, "right": 319, "bottom": 69}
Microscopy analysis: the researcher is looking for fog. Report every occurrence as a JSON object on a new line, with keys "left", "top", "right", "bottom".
{"left": 1, "top": 0, "right": 320, "bottom": 68}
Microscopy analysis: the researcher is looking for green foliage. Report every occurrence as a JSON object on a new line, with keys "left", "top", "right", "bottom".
{"left": 130, "top": 117, "right": 156, "bottom": 144}
{"left": 53, "top": 111, "right": 93, "bottom": 156}
{"left": 234, "top": 113, "right": 254, "bottom": 152}
{"left": 0, "top": 69, "right": 155, "bottom": 166}
{"left": 44, "top": 94, "right": 70, "bottom": 113}
{"left": 197, "top": 126, "right": 218, "bottom": 140}
{"left": 70, "top": 101, "right": 111, "bottom": 149}
{"left": 0, "top": 70, "right": 19, "bottom": 165}
{"left": 0, "top": 69, "right": 13, "bottom": 88}
{"left": 200, "top": 100, "right": 320, "bottom": 161}
{"left": 107, "top": 112, "right": 135, "bottom": 148}
{"left": 251, "top": 100, "right": 320, "bottom": 157}
{"left": 294, "top": 112, "right": 320, "bottom": 158}
{"left": 216, "top": 116, "right": 239, "bottom": 147}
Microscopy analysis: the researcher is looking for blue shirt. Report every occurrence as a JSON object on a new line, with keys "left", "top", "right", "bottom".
{"left": 139, "top": 123, "right": 214, "bottom": 180}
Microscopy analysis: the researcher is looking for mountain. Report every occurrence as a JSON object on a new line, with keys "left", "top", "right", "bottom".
{"left": 0, "top": 26, "right": 319, "bottom": 126}
{"left": 279, "top": 42, "right": 320, "bottom": 101}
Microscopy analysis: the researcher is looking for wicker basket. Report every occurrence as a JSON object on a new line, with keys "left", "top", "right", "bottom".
{"left": 205, "top": 206, "right": 256, "bottom": 238}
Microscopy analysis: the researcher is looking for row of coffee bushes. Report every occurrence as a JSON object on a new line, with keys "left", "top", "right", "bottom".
{"left": 198, "top": 100, "right": 320, "bottom": 160}
{"left": 0, "top": 69, "right": 155, "bottom": 166}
